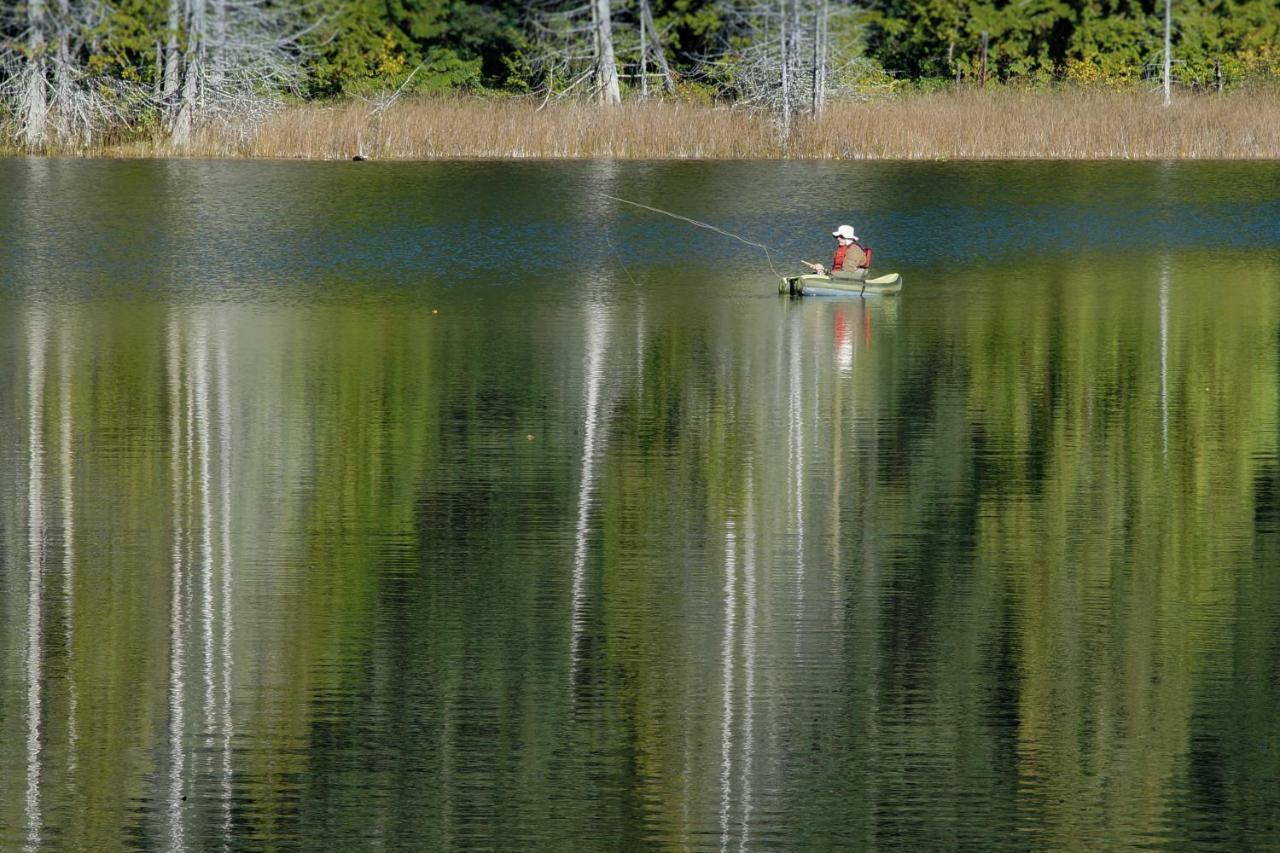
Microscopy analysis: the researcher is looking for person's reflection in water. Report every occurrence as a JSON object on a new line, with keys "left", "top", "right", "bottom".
{"left": 835, "top": 301, "right": 876, "bottom": 374}
{"left": 835, "top": 307, "right": 854, "bottom": 373}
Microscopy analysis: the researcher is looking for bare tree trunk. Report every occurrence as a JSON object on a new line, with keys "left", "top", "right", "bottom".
{"left": 590, "top": 0, "right": 599, "bottom": 86}
{"left": 779, "top": 0, "right": 791, "bottom": 136}
{"left": 1162, "top": 0, "right": 1172, "bottom": 106}
{"left": 53, "top": 0, "right": 76, "bottom": 144}
{"left": 638, "top": 0, "right": 675, "bottom": 94}
{"left": 810, "top": 0, "right": 819, "bottom": 115}
{"left": 193, "top": 0, "right": 207, "bottom": 111}
{"left": 811, "top": 0, "right": 827, "bottom": 117}
{"left": 163, "top": 0, "right": 181, "bottom": 104}
{"left": 639, "top": 5, "right": 648, "bottom": 100}
{"left": 5, "top": 0, "right": 147, "bottom": 148}
{"left": 787, "top": 0, "right": 800, "bottom": 128}
{"left": 593, "top": 0, "right": 621, "bottom": 104}
{"left": 212, "top": 0, "right": 227, "bottom": 61}
{"left": 173, "top": 0, "right": 206, "bottom": 145}
{"left": 210, "top": 0, "right": 227, "bottom": 94}
{"left": 152, "top": 0, "right": 304, "bottom": 142}
{"left": 20, "top": 0, "right": 50, "bottom": 148}
{"left": 820, "top": 0, "right": 829, "bottom": 109}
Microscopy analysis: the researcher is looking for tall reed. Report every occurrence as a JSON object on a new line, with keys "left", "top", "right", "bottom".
{"left": 8, "top": 88, "right": 1280, "bottom": 159}
{"left": 795, "top": 88, "right": 1280, "bottom": 159}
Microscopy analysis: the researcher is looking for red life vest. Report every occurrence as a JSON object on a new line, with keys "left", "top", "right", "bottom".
{"left": 833, "top": 241, "right": 871, "bottom": 271}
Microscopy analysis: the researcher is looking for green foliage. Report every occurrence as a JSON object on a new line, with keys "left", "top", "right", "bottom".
{"left": 653, "top": 0, "right": 724, "bottom": 59}
{"left": 670, "top": 79, "right": 718, "bottom": 104}
{"left": 85, "top": 0, "right": 165, "bottom": 85}
{"left": 909, "top": 76, "right": 954, "bottom": 93}
{"left": 305, "top": 0, "right": 523, "bottom": 96}
{"left": 831, "top": 58, "right": 901, "bottom": 97}
{"left": 865, "top": 0, "right": 1280, "bottom": 88}
{"left": 9, "top": 0, "right": 1280, "bottom": 115}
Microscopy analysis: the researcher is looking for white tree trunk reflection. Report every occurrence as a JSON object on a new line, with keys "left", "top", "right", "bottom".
{"left": 193, "top": 321, "right": 217, "bottom": 742}
{"left": 163, "top": 309, "right": 240, "bottom": 849}
{"left": 167, "top": 317, "right": 189, "bottom": 852}
{"left": 718, "top": 518, "right": 738, "bottom": 851}
{"left": 59, "top": 325, "right": 78, "bottom": 772}
{"left": 570, "top": 305, "right": 609, "bottom": 686}
{"left": 739, "top": 465, "right": 757, "bottom": 853}
{"left": 789, "top": 316, "right": 805, "bottom": 647}
{"left": 25, "top": 312, "right": 48, "bottom": 853}
{"left": 216, "top": 318, "right": 235, "bottom": 843}
{"left": 1160, "top": 259, "right": 1170, "bottom": 463}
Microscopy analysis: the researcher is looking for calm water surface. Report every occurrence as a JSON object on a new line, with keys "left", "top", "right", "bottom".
{"left": 1, "top": 159, "right": 1278, "bottom": 850}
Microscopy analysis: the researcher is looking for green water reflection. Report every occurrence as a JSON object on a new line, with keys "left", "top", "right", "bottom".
{"left": 1, "top": 163, "right": 1278, "bottom": 851}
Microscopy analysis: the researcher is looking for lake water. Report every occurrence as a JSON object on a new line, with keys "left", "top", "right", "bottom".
{"left": 1, "top": 158, "right": 1278, "bottom": 850}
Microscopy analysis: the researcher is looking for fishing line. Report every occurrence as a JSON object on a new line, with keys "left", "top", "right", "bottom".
{"left": 603, "top": 229, "right": 640, "bottom": 287}
{"left": 603, "top": 194, "right": 787, "bottom": 279}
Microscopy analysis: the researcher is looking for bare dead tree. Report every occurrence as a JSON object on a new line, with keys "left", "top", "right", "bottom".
{"left": 787, "top": 0, "right": 800, "bottom": 122}
{"left": 525, "top": 0, "right": 631, "bottom": 104}
{"left": 171, "top": 0, "right": 205, "bottom": 144}
{"left": 2, "top": 0, "right": 306, "bottom": 148}
{"left": 810, "top": 0, "right": 827, "bottom": 116}
{"left": 779, "top": 0, "right": 791, "bottom": 134}
{"left": 53, "top": 0, "right": 73, "bottom": 132}
{"left": 17, "top": 0, "right": 50, "bottom": 147}
{"left": 593, "top": 0, "right": 622, "bottom": 103}
{"left": 637, "top": 0, "right": 675, "bottom": 95}
{"left": 525, "top": 0, "right": 601, "bottom": 102}
{"left": 1162, "top": 0, "right": 1172, "bottom": 105}
{"left": 46, "top": 0, "right": 127, "bottom": 145}
{"left": 639, "top": 0, "right": 648, "bottom": 98}
{"left": 703, "top": 0, "right": 825, "bottom": 132}
{"left": 525, "top": 0, "right": 685, "bottom": 105}
{"left": 163, "top": 0, "right": 181, "bottom": 102}
{"left": 697, "top": 0, "right": 856, "bottom": 136}
{"left": 165, "top": 0, "right": 314, "bottom": 146}
{"left": 2, "top": 0, "right": 142, "bottom": 148}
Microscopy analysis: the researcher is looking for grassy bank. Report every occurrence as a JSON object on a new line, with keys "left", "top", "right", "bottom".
{"left": 11, "top": 88, "right": 1280, "bottom": 160}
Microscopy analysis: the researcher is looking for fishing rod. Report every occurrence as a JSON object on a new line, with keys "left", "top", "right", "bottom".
{"left": 607, "top": 194, "right": 904, "bottom": 298}
{"left": 603, "top": 194, "right": 788, "bottom": 279}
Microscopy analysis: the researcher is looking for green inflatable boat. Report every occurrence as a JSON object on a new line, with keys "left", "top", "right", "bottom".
{"left": 781, "top": 272, "right": 903, "bottom": 297}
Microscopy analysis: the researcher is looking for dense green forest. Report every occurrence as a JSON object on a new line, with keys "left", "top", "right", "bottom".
{"left": 313, "top": 0, "right": 1280, "bottom": 94}
{"left": 2, "top": 0, "right": 1278, "bottom": 146}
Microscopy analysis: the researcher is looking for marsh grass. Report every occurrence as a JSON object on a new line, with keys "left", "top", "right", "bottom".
{"left": 8, "top": 88, "right": 1280, "bottom": 160}
{"left": 794, "top": 88, "right": 1280, "bottom": 159}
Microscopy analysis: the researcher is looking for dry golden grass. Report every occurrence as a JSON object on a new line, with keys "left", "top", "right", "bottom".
{"left": 796, "top": 88, "right": 1280, "bottom": 159}
{"left": 14, "top": 88, "right": 1280, "bottom": 160}
{"left": 194, "top": 98, "right": 780, "bottom": 159}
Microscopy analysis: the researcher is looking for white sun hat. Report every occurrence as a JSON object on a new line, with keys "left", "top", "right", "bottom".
{"left": 832, "top": 224, "right": 857, "bottom": 240}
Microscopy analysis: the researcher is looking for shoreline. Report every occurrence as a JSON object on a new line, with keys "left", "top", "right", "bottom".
{"left": 5, "top": 89, "right": 1280, "bottom": 161}
{"left": 5, "top": 153, "right": 1279, "bottom": 164}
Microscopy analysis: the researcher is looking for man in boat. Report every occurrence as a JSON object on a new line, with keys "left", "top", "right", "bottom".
{"left": 803, "top": 224, "right": 870, "bottom": 280}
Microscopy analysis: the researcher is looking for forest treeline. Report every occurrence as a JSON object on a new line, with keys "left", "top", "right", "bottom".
{"left": 2, "top": 0, "right": 1279, "bottom": 148}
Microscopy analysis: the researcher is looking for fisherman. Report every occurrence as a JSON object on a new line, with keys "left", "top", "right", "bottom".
{"left": 803, "top": 224, "right": 870, "bottom": 280}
